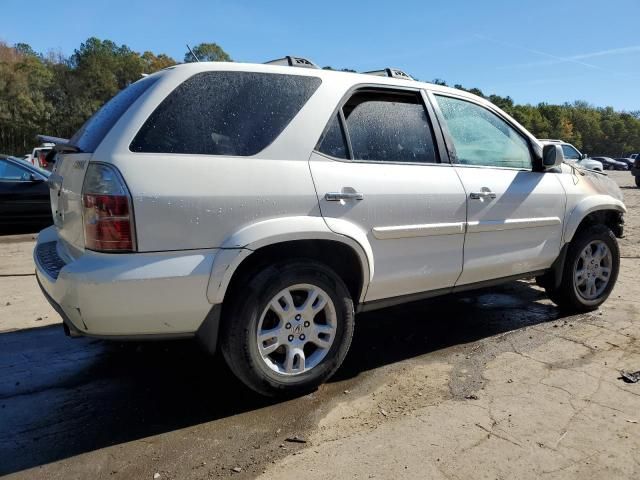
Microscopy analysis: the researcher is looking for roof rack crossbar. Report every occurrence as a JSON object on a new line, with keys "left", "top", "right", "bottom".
{"left": 264, "top": 56, "right": 319, "bottom": 69}
{"left": 362, "top": 68, "right": 413, "bottom": 80}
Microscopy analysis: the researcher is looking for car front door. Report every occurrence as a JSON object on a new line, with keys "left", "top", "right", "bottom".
{"left": 0, "top": 159, "right": 51, "bottom": 224}
{"left": 309, "top": 88, "right": 468, "bottom": 303}
{"left": 431, "top": 93, "right": 566, "bottom": 286}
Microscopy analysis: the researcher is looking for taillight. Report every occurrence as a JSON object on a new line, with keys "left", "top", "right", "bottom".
{"left": 39, "top": 151, "right": 48, "bottom": 168}
{"left": 82, "top": 163, "right": 136, "bottom": 252}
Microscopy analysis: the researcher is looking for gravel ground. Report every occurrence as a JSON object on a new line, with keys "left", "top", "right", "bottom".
{"left": 0, "top": 171, "right": 638, "bottom": 480}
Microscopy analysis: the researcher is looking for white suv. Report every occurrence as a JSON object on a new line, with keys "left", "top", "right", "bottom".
{"left": 35, "top": 59, "right": 626, "bottom": 396}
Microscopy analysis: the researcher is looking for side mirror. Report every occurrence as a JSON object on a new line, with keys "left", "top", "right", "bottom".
{"left": 581, "top": 153, "right": 588, "bottom": 160}
{"left": 542, "top": 144, "right": 564, "bottom": 169}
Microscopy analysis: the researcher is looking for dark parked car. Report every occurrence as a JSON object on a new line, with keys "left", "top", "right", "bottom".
{"left": 615, "top": 158, "right": 635, "bottom": 169}
{"left": 591, "top": 156, "right": 628, "bottom": 170}
{"left": 632, "top": 157, "right": 640, "bottom": 188}
{"left": 0, "top": 155, "right": 52, "bottom": 228}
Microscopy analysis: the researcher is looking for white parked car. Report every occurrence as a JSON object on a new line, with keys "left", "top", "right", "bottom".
{"left": 538, "top": 139, "right": 603, "bottom": 172}
{"left": 35, "top": 58, "right": 626, "bottom": 396}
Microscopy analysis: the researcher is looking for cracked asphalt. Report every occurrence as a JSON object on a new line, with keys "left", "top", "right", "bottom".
{"left": 1, "top": 171, "right": 639, "bottom": 479}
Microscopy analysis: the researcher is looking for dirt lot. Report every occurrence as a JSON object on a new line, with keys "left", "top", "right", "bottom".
{"left": 1, "top": 171, "right": 639, "bottom": 479}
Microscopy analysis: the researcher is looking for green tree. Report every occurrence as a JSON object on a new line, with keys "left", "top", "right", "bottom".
{"left": 184, "top": 43, "right": 231, "bottom": 62}
{"left": 141, "top": 51, "right": 176, "bottom": 73}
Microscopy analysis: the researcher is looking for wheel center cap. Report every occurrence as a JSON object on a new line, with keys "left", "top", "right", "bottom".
{"left": 293, "top": 324, "right": 303, "bottom": 335}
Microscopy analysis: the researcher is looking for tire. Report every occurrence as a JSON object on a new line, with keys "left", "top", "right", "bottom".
{"left": 220, "top": 260, "right": 355, "bottom": 397}
{"left": 635, "top": 176, "right": 640, "bottom": 188}
{"left": 545, "top": 224, "right": 619, "bottom": 312}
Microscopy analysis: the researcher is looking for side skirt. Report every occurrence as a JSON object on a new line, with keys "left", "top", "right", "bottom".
{"left": 356, "top": 269, "right": 548, "bottom": 313}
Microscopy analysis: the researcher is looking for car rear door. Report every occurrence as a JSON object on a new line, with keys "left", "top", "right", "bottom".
{"left": 309, "top": 87, "right": 467, "bottom": 302}
{"left": 431, "top": 92, "right": 566, "bottom": 286}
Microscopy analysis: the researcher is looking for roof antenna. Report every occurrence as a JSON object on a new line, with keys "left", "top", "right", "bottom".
{"left": 186, "top": 44, "right": 200, "bottom": 62}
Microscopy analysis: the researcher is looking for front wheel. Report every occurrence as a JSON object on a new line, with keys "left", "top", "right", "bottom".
{"left": 220, "top": 260, "right": 355, "bottom": 397}
{"left": 546, "top": 224, "right": 619, "bottom": 312}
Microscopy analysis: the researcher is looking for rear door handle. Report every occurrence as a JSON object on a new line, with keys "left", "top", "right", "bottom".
{"left": 469, "top": 190, "right": 497, "bottom": 200}
{"left": 325, "top": 192, "right": 364, "bottom": 201}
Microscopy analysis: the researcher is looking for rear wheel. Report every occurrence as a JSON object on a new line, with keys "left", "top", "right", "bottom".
{"left": 545, "top": 224, "right": 619, "bottom": 312}
{"left": 635, "top": 176, "right": 640, "bottom": 188}
{"left": 220, "top": 260, "right": 355, "bottom": 397}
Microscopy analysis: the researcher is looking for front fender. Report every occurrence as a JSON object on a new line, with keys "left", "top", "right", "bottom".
{"left": 563, "top": 195, "right": 626, "bottom": 243}
{"left": 206, "top": 216, "right": 374, "bottom": 304}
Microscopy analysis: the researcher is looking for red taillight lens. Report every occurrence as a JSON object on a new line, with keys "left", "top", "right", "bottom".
{"left": 82, "top": 194, "right": 134, "bottom": 251}
{"left": 39, "top": 152, "right": 48, "bottom": 168}
{"left": 82, "top": 164, "right": 136, "bottom": 252}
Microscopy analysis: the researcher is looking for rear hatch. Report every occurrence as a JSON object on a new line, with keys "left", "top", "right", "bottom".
{"left": 49, "top": 153, "right": 91, "bottom": 254}
{"left": 48, "top": 75, "right": 159, "bottom": 255}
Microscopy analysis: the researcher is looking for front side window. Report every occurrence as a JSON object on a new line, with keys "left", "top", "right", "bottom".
{"left": 435, "top": 95, "right": 531, "bottom": 169}
{"left": 0, "top": 160, "right": 31, "bottom": 181}
{"left": 561, "top": 144, "right": 581, "bottom": 160}
{"left": 130, "top": 72, "right": 321, "bottom": 156}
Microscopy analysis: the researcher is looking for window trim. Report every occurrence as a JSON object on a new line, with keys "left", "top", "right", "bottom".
{"left": 427, "top": 90, "right": 537, "bottom": 172}
{"left": 314, "top": 83, "right": 450, "bottom": 167}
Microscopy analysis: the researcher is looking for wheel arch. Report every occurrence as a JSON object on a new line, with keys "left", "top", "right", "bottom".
{"left": 206, "top": 216, "right": 373, "bottom": 305}
{"left": 563, "top": 197, "right": 626, "bottom": 244}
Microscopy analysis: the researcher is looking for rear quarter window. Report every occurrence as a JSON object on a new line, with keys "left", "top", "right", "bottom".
{"left": 130, "top": 71, "right": 322, "bottom": 156}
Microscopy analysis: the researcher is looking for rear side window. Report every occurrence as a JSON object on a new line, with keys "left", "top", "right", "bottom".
{"left": 69, "top": 76, "right": 158, "bottom": 153}
{"left": 130, "top": 72, "right": 322, "bottom": 156}
{"left": 317, "top": 114, "right": 348, "bottom": 159}
{"left": 317, "top": 90, "right": 438, "bottom": 164}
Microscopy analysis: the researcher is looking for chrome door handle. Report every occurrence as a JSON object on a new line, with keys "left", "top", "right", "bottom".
{"left": 325, "top": 192, "right": 364, "bottom": 201}
{"left": 469, "top": 190, "right": 497, "bottom": 200}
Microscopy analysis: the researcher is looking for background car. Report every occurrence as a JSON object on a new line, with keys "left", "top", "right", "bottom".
{"left": 591, "top": 156, "right": 628, "bottom": 170}
{"left": 538, "top": 139, "right": 603, "bottom": 171}
{"left": 632, "top": 157, "right": 640, "bottom": 187}
{"left": 615, "top": 157, "right": 635, "bottom": 169}
{"left": 0, "top": 155, "right": 52, "bottom": 229}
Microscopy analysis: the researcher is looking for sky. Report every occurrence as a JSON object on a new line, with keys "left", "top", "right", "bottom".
{"left": 2, "top": 0, "right": 639, "bottom": 110}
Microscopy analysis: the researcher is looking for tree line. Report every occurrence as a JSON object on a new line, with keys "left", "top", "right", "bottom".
{"left": 1, "top": 38, "right": 639, "bottom": 157}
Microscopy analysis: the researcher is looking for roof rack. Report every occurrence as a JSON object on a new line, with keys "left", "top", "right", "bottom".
{"left": 362, "top": 68, "right": 413, "bottom": 80}
{"left": 265, "top": 56, "right": 319, "bottom": 69}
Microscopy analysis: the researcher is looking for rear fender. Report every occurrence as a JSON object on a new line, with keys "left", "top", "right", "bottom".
{"left": 206, "top": 216, "right": 373, "bottom": 304}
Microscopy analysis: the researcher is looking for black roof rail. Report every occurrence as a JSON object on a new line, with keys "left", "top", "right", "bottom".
{"left": 264, "top": 56, "right": 319, "bottom": 69}
{"left": 362, "top": 68, "right": 413, "bottom": 80}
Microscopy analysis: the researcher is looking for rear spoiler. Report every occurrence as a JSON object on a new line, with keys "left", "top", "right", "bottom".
{"left": 37, "top": 134, "right": 69, "bottom": 145}
{"left": 36, "top": 134, "right": 81, "bottom": 153}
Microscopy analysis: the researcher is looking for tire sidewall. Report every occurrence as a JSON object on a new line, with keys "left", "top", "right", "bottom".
{"left": 566, "top": 226, "right": 619, "bottom": 308}
{"left": 223, "top": 261, "right": 354, "bottom": 395}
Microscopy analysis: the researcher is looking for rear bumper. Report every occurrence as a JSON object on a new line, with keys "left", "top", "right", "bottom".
{"left": 34, "top": 226, "right": 219, "bottom": 337}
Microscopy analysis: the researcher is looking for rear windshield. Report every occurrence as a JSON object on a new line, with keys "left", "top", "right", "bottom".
{"left": 69, "top": 75, "right": 158, "bottom": 153}
{"left": 129, "top": 71, "right": 322, "bottom": 156}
